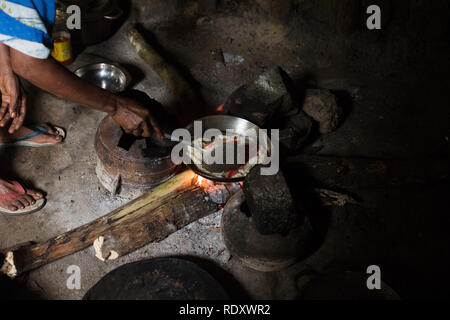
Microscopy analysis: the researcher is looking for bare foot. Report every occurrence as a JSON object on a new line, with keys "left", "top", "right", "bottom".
{"left": 0, "top": 179, "right": 43, "bottom": 212}
{"left": 0, "top": 124, "right": 63, "bottom": 145}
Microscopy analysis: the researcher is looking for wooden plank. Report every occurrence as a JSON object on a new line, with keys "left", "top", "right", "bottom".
{"left": 1, "top": 170, "right": 240, "bottom": 278}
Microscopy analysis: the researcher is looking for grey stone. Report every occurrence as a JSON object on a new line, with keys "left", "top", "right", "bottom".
{"left": 221, "top": 190, "right": 312, "bottom": 272}
{"left": 242, "top": 165, "right": 300, "bottom": 235}
{"left": 226, "top": 68, "right": 288, "bottom": 127}
{"left": 303, "top": 89, "right": 343, "bottom": 134}
{"left": 277, "top": 94, "right": 299, "bottom": 118}
{"left": 279, "top": 111, "right": 313, "bottom": 152}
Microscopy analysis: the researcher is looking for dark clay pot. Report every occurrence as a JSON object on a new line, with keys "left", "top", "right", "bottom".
{"left": 63, "top": 0, "right": 124, "bottom": 46}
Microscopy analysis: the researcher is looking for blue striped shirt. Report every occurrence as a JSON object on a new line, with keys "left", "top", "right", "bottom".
{"left": 0, "top": 0, "right": 55, "bottom": 58}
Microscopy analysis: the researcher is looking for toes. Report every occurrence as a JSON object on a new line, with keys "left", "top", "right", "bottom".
{"left": 46, "top": 125, "right": 64, "bottom": 140}
{"left": 13, "top": 200, "right": 25, "bottom": 210}
{"left": 1, "top": 200, "right": 19, "bottom": 211}
{"left": 48, "top": 129, "right": 63, "bottom": 143}
{"left": 21, "top": 195, "right": 35, "bottom": 207}
{"left": 23, "top": 194, "right": 36, "bottom": 205}
{"left": 38, "top": 124, "right": 64, "bottom": 142}
{"left": 26, "top": 189, "right": 43, "bottom": 200}
{"left": 40, "top": 124, "right": 56, "bottom": 135}
{"left": 18, "top": 197, "right": 30, "bottom": 207}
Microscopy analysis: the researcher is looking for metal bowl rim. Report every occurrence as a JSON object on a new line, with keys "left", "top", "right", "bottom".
{"left": 74, "top": 62, "right": 129, "bottom": 92}
{"left": 74, "top": 62, "right": 126, "bottom": 74}
{"left": 184, "top": 115, "right": 271, "bottom": 182}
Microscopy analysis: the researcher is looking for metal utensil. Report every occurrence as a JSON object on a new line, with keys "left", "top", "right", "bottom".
{"left": 184, "top": 115, "right": 271, "bottom": 182}
{"left": 74, "top": 63, "right": 130, "bottom": 93}
{"left": 68, "top": 0, "right": 123, "bottom": 46}
{"left": 161, "top": 133, "right": 208, "bottom": 154}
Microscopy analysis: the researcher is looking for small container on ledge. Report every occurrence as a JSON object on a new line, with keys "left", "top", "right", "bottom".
{"left": 51, "top": 3, "right": 73, "bottom": 65}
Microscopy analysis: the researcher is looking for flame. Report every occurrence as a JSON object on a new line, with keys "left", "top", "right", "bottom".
{"left": 195, "top": 174, "right": 217, "bottom": 189}
{"left": 195, "top": 174, "right": 210, "bottom": 188}
{"left": 216, "top": 104, "right": 224, "bottom": 112}
{"left": 197, "top": 175, "right": 205, "bottom": 185}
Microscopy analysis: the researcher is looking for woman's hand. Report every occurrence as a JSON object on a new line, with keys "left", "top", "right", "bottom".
{"left": 0, "top": 70, "right": 26, "bottom": 134}
{"left": 0, "top": 42, "right": 26, "bottom": 133}
{"left": 111, "top": 97, "right": 163, "bottom": 138}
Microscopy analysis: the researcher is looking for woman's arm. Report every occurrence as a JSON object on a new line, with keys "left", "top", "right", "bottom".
{"left": 10, "top": 48, "right": 162, "bottom": 138}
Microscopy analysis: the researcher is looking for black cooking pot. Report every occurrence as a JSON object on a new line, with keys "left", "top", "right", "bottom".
{"left": 62, "top": 0, "right": 124, "bottom": 46}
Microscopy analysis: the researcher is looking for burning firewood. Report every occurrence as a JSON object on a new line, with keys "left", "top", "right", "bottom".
{"left": 1, "top": 171, "right": 240, "bottom": 279}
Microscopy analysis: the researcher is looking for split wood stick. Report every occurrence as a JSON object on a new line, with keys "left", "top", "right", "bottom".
{"left": 1, "top": 170, "right": 240, "bottom": 278}
{"left": 125, "top": 24, "right": 208, "bottom": 125}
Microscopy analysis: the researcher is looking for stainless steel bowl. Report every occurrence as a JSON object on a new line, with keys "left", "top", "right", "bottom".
{"left": 184, "top": 115, "right": 272, "bottom": 182}
{"left": 74, "top": 63, "right": 129, "bottom": 93}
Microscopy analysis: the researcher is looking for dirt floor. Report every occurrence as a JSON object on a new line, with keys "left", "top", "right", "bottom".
{"left": 1, "top": 0, "right": 449, "bottom": 299}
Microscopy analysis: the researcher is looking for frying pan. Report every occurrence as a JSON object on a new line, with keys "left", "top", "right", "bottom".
{"left": 183, "top": 115, "right": 272, "bottom": 182}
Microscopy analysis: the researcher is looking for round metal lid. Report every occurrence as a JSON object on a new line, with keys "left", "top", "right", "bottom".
{"left": 84, "top": 258, "right": 229, "bottom": 300}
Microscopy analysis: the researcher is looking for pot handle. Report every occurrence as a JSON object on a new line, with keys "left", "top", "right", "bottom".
{"left": 104, "top": 7, "right": 123, "bottom": 20}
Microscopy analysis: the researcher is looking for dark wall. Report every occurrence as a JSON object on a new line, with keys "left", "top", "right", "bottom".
{"left": 129, "top": 0, "right": 450, "bottom": 78}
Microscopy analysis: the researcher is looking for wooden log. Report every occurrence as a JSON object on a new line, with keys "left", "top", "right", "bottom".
{"left": 1, "top": 170, "right": 240, "bottom": 278}
{"left": 5, "top": 155, "right": 442, "bottom": 277}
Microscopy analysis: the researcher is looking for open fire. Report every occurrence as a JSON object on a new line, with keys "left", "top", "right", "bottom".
{"left": 194, "top": 174, "right": 214, "bottom": 189}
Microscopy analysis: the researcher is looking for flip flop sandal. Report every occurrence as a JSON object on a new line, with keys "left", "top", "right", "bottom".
{"left": 0, "top": 181, "right": 46, "bottom": 216}
{"left": 0, "top": 123, "right": 66, "bottom": 148}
